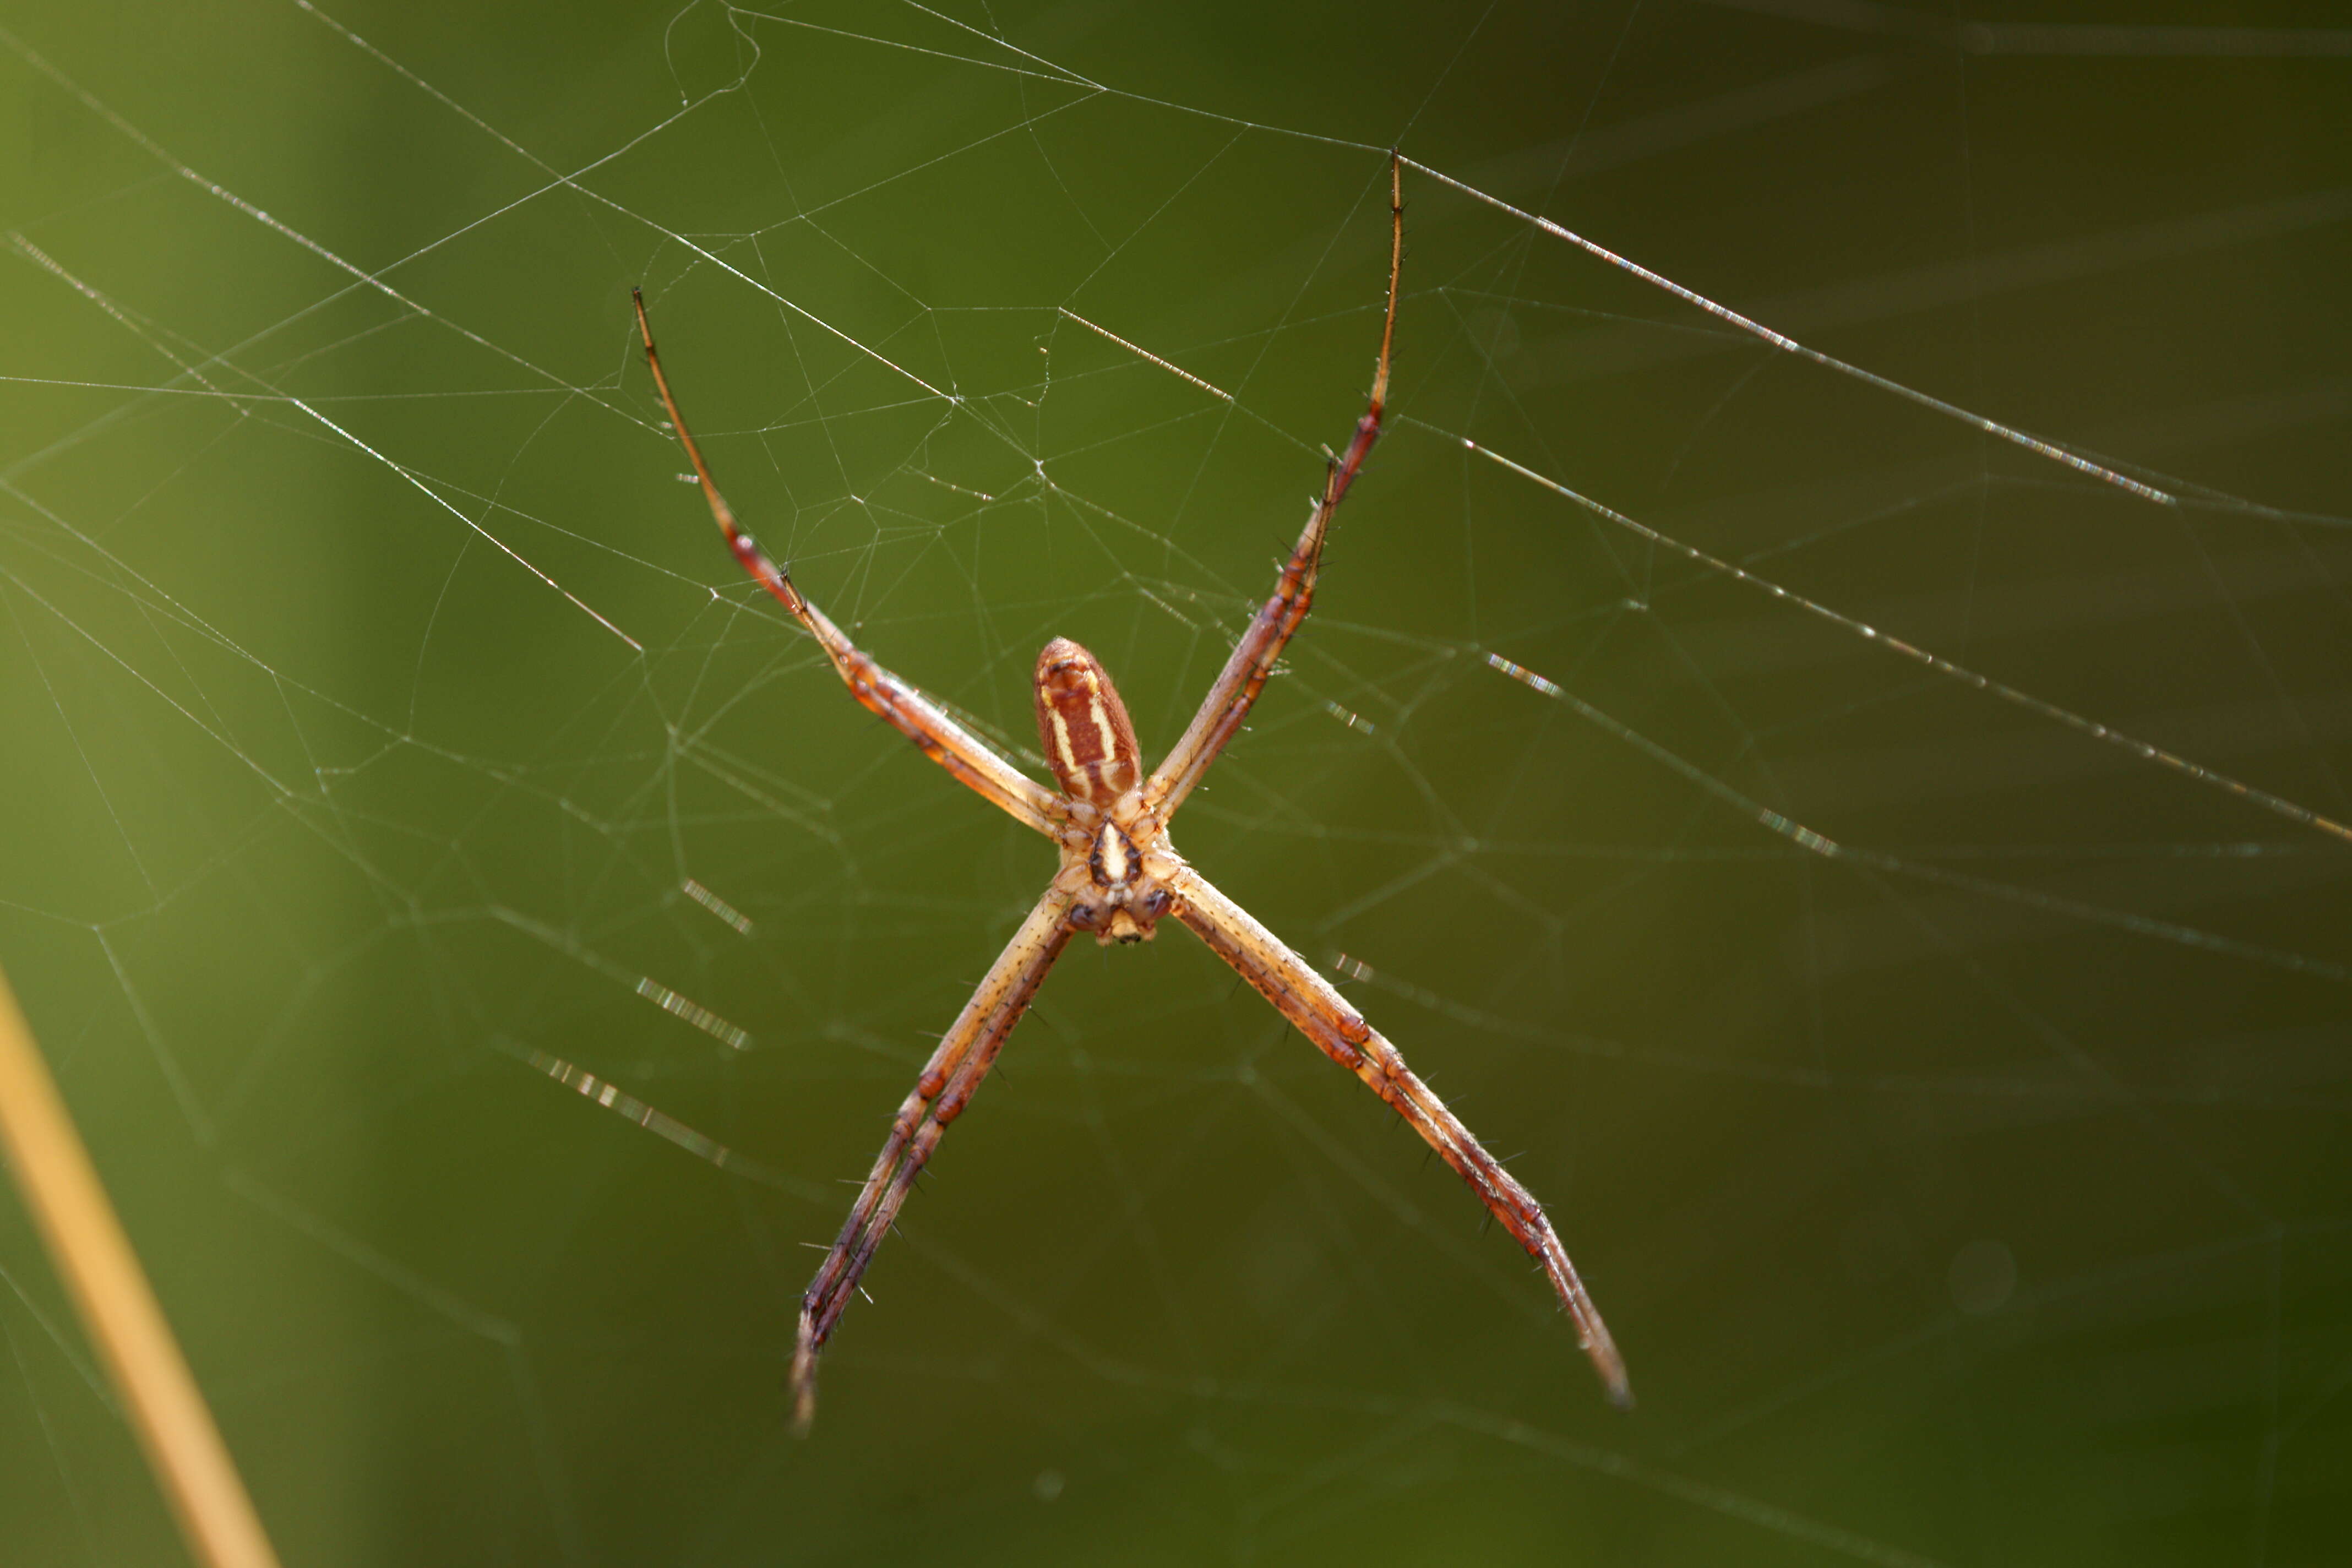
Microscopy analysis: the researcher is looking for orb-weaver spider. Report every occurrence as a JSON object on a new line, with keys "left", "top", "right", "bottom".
{"left": 634, "top": 156, "right": 1627, "bottom": 1431}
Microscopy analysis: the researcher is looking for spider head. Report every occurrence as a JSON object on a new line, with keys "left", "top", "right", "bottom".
{"left": 1067, "top": 881, "right": 1174, "bottom": 946}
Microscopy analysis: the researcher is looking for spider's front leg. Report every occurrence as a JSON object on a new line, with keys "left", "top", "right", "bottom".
{"left": 1168, "top": 865, "right": 1631, "bottom": 1407}
{"left": 634, "top": 291, "right": 1066, "bottom": 839}
{"left": 791, "top": 880, "right": 1079, "bottom": 1433}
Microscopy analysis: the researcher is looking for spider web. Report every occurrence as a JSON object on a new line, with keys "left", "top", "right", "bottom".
{"left": 4, "top": 1, "right": 2350, "bottom": 1562}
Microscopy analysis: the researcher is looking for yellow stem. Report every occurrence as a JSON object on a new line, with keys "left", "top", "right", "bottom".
{"left": 0, "top": 961, "right": 282, "bottom": 1568}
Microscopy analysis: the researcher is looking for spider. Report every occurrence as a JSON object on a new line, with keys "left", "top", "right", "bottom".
{"left": 633, "top": 157, "right": 1627, "bottom": 1431}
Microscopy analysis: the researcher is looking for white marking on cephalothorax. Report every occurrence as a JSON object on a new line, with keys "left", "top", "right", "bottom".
{"left": 1096, "top": 826, "right": 1129, "bottom": 884}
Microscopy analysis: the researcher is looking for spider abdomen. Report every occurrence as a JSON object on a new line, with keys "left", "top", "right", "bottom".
{"left": 1034, "top": 637, "right": 1141, "bottom": 807}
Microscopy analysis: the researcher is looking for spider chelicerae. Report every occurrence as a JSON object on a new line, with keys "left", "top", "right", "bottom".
{"left": 634, "top": 157, "right": 1627, "bottom": 1431}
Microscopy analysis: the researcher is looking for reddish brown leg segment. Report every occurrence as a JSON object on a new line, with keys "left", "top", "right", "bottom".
{"left": 790, "top": 887, "right": 1075, "bottom": 1431}
{"left": 635, "top": 291, "right": 1066, "bottom": 839}
{"left": 1146, "top": 155, "right": 1406, "bottom": 818}
{"left": 1169, "top": 865, "right": 1630, "bottom": 1406}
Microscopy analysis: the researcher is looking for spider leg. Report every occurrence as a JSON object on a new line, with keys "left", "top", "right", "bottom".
{"left": 634, "top": 292, "right": 1065, "bottom": 840}
{"left": 1146, "top": 155, "right": 1403, "bottom": 820}
{"left": 791, "top": 883, "right": 1076, "bottom": 1433}
{"left": 1167, "top": 864, "right": 1631, "bottom": 1407}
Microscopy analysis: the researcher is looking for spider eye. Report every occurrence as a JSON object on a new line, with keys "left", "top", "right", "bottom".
{"left": 1068, "top": 904, "right": 1101, "bottom": 928}
{"left": 1139, "top": 889, "right": 1172, "bottom": 919}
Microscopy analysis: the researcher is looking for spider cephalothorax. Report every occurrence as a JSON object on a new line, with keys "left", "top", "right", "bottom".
{"left": 1035, "top": 636, "right": 1179, "bottom": 944}
{"left": 632, "top": 154, "right": 1627, "bottom": 1435}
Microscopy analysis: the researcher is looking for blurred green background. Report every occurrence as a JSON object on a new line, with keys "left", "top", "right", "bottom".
{"left": 4, "top": 1, "right": 2350, "bottom": 1562}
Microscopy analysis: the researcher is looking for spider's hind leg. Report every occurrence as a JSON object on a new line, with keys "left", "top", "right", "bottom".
{"left": 1144, "top": 154, "right": 1406, "bottom": 819}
